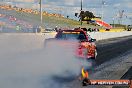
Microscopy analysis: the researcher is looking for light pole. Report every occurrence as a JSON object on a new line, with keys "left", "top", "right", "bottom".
{"left": 113, "top": 17, "right": 115, "bottom": 28}
{"left": 101, "top": 0, "right": 105, "bottom": 28}
{"left": 39, "top": 0, "right": 42, "bottom": 25}
{"left": 80, "top": 0, "right": 83, "bottom": 25}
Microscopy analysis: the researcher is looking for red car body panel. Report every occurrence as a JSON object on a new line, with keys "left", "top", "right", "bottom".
{"left": 46, "top": 29, "right": 97, "bottom": 59}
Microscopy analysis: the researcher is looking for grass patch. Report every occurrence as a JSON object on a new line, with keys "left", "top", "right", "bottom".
{"left": 2, "top": 9, "right": 100, "bottom": 28}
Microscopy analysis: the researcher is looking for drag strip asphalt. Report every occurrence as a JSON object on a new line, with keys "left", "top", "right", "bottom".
{"left": 96, "top": 35, "right": 132, "bottom": 65}
{"left": 121, "top": 66, "right": 132, "bottom": 79}
{"left": 52, "top": 35, "right": 132, "bottom": 85}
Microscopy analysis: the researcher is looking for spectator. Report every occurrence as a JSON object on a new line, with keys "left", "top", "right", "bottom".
{"left": 36, "top": 26, "right": 41, "bottom": 33}
{"left": 0, "top": 26, "right": 3, "bottom": 32}
{"left": 15, "top": 25, "right": 21, "bottom": 31}
{"left": 55, "top": 26, "right": 58, "bottom": 32}
{"left": 87, "top": 28, "right": 92, "bottom": 32}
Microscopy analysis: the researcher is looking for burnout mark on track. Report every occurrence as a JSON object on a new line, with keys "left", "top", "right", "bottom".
{"left": 121, "top": 66, "right": 132, "bottom": 79}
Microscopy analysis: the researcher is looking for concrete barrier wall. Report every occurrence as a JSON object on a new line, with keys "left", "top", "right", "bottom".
{"left": 0, "top": 32, "right": 132, "bottom": 44}
{"left": 37, "top": 32, "right": 132, "bottom": 41}
{"left": 89, "top": 31, "right": 132, "bottom": 41}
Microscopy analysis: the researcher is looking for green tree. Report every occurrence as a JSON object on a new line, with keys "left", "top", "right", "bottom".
{"left": 79, "top": 11, "right": 85, "bottom": 21}
{"left": 78, "top": 11, "right": 95, "bottom": 24}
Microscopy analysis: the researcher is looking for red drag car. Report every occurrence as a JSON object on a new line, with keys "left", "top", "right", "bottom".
{"left": 45, "top": 29, "right": 97, "bottom": 59}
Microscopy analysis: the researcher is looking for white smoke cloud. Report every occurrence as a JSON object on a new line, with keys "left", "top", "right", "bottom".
{"left": 0, "top": 34, "right": 92, "bottom": 88}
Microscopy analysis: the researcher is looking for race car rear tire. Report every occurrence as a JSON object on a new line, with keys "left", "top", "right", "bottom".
{"left": 91, "top": 49, "right": 97, "bottom": 59}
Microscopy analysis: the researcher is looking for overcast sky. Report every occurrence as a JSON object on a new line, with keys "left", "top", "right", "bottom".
{"left": 1, "top": 0, "right": 132, "bottom": 24}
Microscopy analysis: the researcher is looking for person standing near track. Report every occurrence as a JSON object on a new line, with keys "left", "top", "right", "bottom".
{"left": 16, "top": 25, "right": 21, "bottom": 31}
{"left": 0, "top": 25, "right": 3, "bottom": 32}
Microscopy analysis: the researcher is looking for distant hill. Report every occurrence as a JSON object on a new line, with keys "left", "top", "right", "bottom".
{"left": 0, "top": 4, "right": 101, "bottom": 29}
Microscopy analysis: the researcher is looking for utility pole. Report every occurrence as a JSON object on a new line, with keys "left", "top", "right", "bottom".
{"left": 80, "top": 0, "right": 83, "bottom": 25}
{"left": 118, "top": 10, "right": 124, "bottom": 25}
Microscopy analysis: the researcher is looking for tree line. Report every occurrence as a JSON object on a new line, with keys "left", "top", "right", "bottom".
{"left": 75, "top": 11, "right": 99, "bottom": 24}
